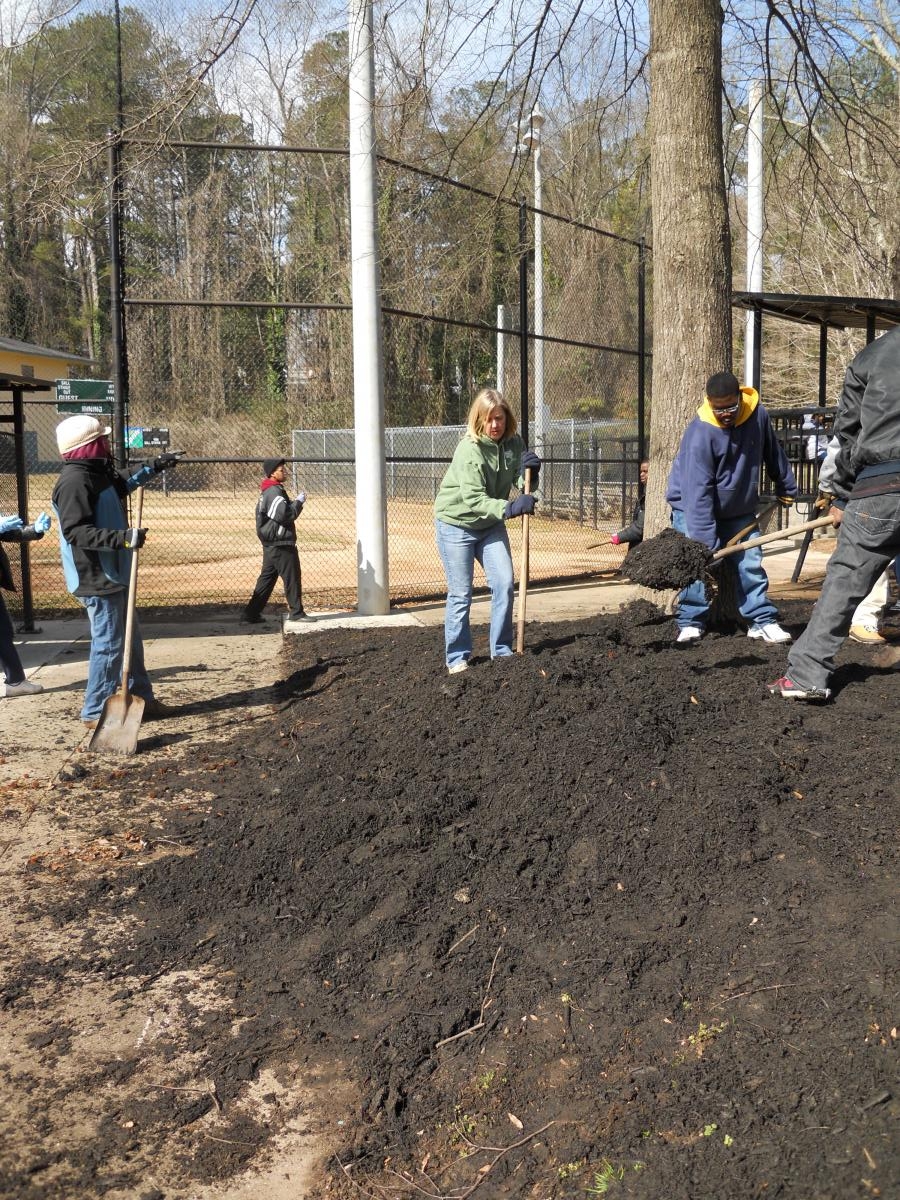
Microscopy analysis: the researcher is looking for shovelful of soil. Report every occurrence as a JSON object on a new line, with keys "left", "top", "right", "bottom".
{"left": 619, "top": 526, "right": 715, "bottom": 590}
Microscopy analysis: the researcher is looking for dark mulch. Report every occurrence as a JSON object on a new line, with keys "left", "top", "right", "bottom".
{"left": 620, "top": 527, "right": 715, "bottom": 590}
{"left": 4, "top": 599, "right": 899, "bottom": 1199}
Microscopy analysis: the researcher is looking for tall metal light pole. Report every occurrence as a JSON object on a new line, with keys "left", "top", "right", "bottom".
{"left": 348, "top": 0, "right": 389, "bottom": 614}
{"left": 520, "top": 106, "right": 545, "bottom": 451}
{"left": 744, "top": 80, "right": 764, "bottom": 388}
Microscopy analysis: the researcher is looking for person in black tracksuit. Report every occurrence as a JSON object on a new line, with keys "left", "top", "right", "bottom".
{"left": 243, "top": 458, "right": 314, "bottom": 624}
{"left": 1, "top": 511, "right": 50, "bottom": 697}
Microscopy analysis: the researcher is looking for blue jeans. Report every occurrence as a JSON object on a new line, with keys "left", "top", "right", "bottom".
{"left": 79, "top": 591, "right": 153, "bottom": 720}
{"left": 788, "top": 492, "right": 900, "bottom": 691}
{"left": 672, "top": 508, "right": 779, "bottom": 631}
{"left": 435, "top": 519, "right": 514, "bottom": 666}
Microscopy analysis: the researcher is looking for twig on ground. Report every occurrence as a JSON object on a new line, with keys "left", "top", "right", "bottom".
{"left": 712, "top": 982, "right": 803, "bottom": 1006}
{"left": 455, "top": 1121, "right": 555, "bottom": 1199}
{"left": 478, "top": 945, "right": 502, "bottom": 1024}
{"left": 201, "top": 1133, "right": 258, "bottom": 1147}
{"left": 445, "top": 925, "right": 479, "bottom": 957}
{"left": 435, "top": 1021, "right": 485, "bottom": 1049}
{"left": 434, "top": 940, "right": 501, "bottom": 1046}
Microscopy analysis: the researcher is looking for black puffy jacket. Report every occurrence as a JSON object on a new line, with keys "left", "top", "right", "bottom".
{"left": 831, "top": 326, "right": 900, "bottom": 497}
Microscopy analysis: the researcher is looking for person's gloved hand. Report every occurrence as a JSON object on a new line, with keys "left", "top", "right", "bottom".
{"left": 610, "top": 533, "right": 621, "bottom": 545}
{"left": 123, "top": 527, "right": 147, "bottom": 549}
{"left": 814, "top": 491, "right": 834, "bottom": 511}
{"left": 153, "top": 453, "right": 180, "bottom": 473}
{"left": 0, "top": 515, "right": 24, "bottom": 535}
{"left": 504, "top": 494, "right": 536, "bottom": 519}
{"left": 520, "top": 449, "right": 541, "bottom": 482}
{"left": 296, "top": 491, "right": 307, "bottom": 506}
{"left": 34, "top": 512, "right": 52, "bottom": 533}
{"left": 777, "top": 495, "right": 794, "bottom": 507}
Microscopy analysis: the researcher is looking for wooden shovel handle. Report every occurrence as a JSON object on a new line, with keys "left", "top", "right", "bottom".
{"left": 515, "top": 468, "right": 532, "bottom": 654}
{"left": 119, "top": 486, "right": 144, "bottom": 697}
{"left": 712, "top": 514, "right": 833, "bottom": 561}
{"left": 724, "top": 501, "right": 778, "bottom": 548}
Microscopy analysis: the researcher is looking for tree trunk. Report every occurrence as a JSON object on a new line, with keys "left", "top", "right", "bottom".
{"left": 644, "top": 0, "right": 732, "bottom": 539}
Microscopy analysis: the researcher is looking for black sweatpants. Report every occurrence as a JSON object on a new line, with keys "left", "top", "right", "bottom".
{"left": 245, "top": 544, "right": 305, "bottom": 619}
{"left": 0, "top": 593, "right": 26, "bottom": 684}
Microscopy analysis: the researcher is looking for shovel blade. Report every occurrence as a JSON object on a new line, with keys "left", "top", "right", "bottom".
{"left": 88, "top": 692, "right": 145, "bottom": 755}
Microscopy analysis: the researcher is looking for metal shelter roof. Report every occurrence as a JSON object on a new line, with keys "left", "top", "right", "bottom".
{"left": 732, "top": 292, "right": 900, "bottom": 332}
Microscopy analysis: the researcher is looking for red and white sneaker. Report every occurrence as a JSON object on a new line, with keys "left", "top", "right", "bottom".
{"left": 767, "top": 675, "right": 831, "bottom": 701}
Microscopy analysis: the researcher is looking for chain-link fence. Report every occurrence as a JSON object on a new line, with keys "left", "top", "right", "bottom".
{"left": 2, "top": 398, "right": 644, "bottom": 620}
{"left": 1, "top": 139, "right": 651, "bottom": 619}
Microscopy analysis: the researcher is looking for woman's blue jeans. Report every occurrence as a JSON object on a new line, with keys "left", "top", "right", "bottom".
{"left": 672, "top": 508, "right": 778, "bottom": 631}
{"left": 79, "top": 591, "right": 153, "bottom": 720}
{"left": 435, "top": 519, "right": 514, "bottom": 667}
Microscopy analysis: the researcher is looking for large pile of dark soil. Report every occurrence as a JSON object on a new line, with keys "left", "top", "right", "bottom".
{"left": 6, "top": 601, "right": 899, "bottom": 1198}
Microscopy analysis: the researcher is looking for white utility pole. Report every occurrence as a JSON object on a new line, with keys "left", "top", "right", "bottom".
{"left": 744, "top": 80, "right": 764, "bottom": 387}
{"left": 348, "top": 0, "right": 389, "bottom": 614}
{"left": 496, "top": 304, "right": 508, "bottom": 394}
{"left": 520, "top": 106, "right": 545, "bottom": 451}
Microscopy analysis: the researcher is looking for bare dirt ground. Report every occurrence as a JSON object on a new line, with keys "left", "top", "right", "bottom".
{"left": 1, "top": 573, "right": 898, "bottom": 1200}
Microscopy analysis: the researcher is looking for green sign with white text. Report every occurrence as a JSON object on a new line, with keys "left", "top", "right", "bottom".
{"left": 55, "top": 379, "right": 115, "bottom": 414}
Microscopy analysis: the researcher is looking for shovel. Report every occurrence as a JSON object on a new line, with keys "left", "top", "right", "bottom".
{"left": 89, "top": 487, "right": 146, "bottom": 755}
{"left": 723, "top": 501, "right": 778, "bottom": 548}
{"left": 711, "top": 514, "right": 834, "bottom": 562}
{"left": 515, "top": 467, "right": 533, "bottom": 654}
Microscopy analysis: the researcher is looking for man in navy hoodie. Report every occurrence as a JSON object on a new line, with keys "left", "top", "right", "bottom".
{"left": 666, "top": 371, "right": 797, "bottom": 644}
{"left": 243, "top": 458, "right": 314, "bottom": 625}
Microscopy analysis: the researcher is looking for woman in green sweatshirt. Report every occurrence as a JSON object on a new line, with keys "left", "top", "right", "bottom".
{"left": 434, "top": 388, "right": 540, "bottom": 673}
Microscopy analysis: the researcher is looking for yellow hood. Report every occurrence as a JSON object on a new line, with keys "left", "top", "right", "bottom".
{"left": 697, "top": 386, "right": 759, "bottom": 427}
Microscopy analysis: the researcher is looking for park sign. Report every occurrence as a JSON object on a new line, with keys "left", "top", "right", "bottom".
{"left": 125, "top": 427, "right": 170, "bottom": 450}
{"left": 56, "top": 378, "right": 115, "bottom": 415}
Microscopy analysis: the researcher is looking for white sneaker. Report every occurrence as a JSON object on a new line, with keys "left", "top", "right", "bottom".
{"left": 4, "top": 678, "right": 43, "bottom": 697}
{"left": 447, "top": 660, "right": 469, "bottom": 674}
{"left": 675, "top": 626, "right": 703, "bottom": 644}
{"left": 748, "top": 622, "right": 792, "bottom": 644}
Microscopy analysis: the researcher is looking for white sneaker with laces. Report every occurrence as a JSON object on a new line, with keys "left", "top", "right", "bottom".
{"left": 675, "top": 626, "right": 703, "bottom": 644}
{"left": 748, "top": 622, "right": 792, "bottom": 644}
{"left": 4, "top": 678, "right": 43, "bottom": 697}
{"left": 447, "top": 660, "right": 469, "bottom": 674}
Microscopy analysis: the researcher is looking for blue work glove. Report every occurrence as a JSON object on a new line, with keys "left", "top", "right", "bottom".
{"left": 520, "top": 449, "right": 541, "bottom": 483}
{"left": 777, "top": 495, "right": 794, "bottom": 507}
{"left": 0, "top": 515, "right": 24, "bottom": 535}
{"left": 153, "top": 453, "right": 180, "bottom": 473}
{"left": 504, "top": 494, "right": 536, "bottom": 519}
{"left": 123, "top": 527, "right": 147, "bottom": 549}
{"left": 34, "top": 512, "right": 52, "bottom": 533}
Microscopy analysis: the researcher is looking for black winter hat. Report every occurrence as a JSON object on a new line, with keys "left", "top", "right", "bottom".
{"left": 263, "top": 457, "right": 286, "bottom": 477}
